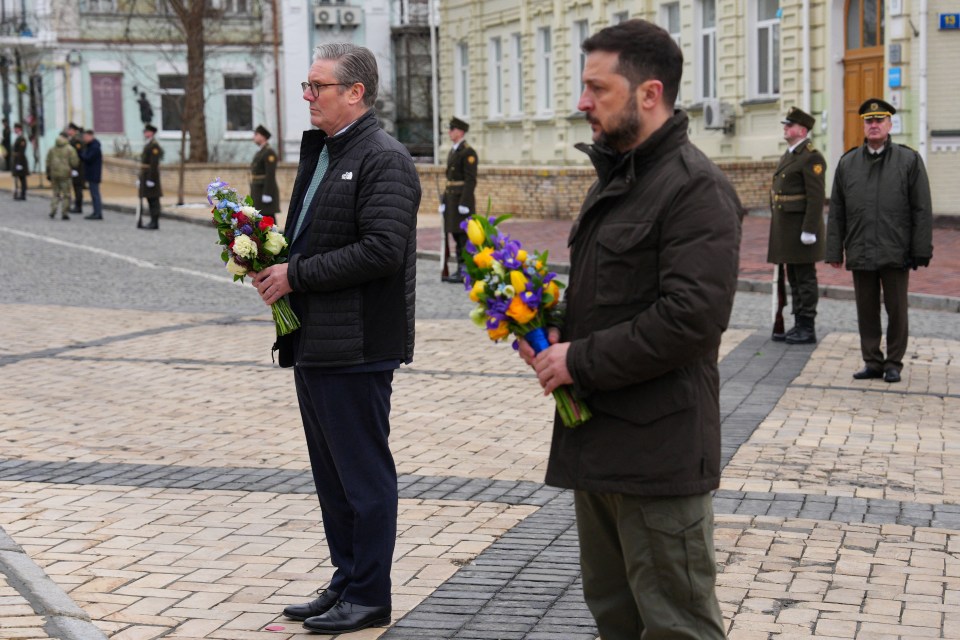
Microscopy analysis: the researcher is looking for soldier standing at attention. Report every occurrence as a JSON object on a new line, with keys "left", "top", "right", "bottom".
{"left": 767, "top": 107, "right": 826, "bottom": 344}
{"left": 439, "top": 117, "right": 478, "bottom": 283}
{"left": 139, "top": 124, "right": 163, "bottom": 230}
{"left": 66, "top": 122, "right": 85, "bottom": 214}
{"left": 11, "top": 122, "right": 29, "bottom": 200}
{"left": 250, "top": 124, "right": 281, "bottom": 216}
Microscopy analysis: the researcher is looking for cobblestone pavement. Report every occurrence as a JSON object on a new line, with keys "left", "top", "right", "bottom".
{"left": 5, "top": 194, "right": 960, "bottom": 639}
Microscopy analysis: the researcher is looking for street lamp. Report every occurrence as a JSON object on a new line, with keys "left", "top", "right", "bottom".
{"left": 64, "top": 50, "right": 82, "bottom": 125}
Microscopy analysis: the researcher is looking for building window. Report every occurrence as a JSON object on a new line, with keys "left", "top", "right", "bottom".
{"left": 454, "top": 41, "right": 470, "bottom": 118}
{"left": 489, "top": 36, "right": 504, "bottom": 118}
{"left": 223, "top": 0, "right": 250, "bottom": 14}
{"left": 536, "top": 26, "right": 553, "bottom": 115}
{"left": 82, "top": 0, "right": 117, "bottom": 12}
{"left": 661, "top": 2, "right": 682, "bottom": 103}
{"left": 91, "top": 73, "right": 124, "bottom": 133}
{"left": 224, "top": 75, "right": 254, "bottom": 132}
{"left": 698, "top": 0, "right": 717, "bottom": 100}
{"left": 510, "top": 33, "right": 524, "bottom": 116}
{"left": 753, "top": 0, "right": 780, "bottom": 97}
{"left": 572, "top": 19, "right": 589, "bottom": 109}
{"left": 159, "top": 75, "right": 186, "bottom": 132}
{"left": 612, "top": 11, "right": 630, "bottom": 23}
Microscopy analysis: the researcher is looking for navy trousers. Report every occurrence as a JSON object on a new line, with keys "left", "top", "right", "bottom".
{"left": 294, "top": 366, "right": 398, "bottom": 607}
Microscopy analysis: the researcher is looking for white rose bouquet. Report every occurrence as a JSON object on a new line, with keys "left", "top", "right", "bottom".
{"left": 207, "top": 178, "right": 300, "bottom": 336}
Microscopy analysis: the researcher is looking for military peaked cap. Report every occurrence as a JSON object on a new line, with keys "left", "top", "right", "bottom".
{"left": 781, "top": 107, "right": 816, "bottom": 131}
{"left": 67, "top": 122, "right": 81, "bottom": 131}
{"left": 859, "top": 98, "right": 896, "bottom": 118}
{"left": 448, "top": 117, "right": 470, "bottom": 132}
{"left": 255, "top": 124, "right": 272, "bottom": 139}
{"left": 144, "top": 124, "right": 158, "bottom": 133}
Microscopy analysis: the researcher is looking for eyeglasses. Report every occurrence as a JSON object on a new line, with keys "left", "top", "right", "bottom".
{"left": 301, "top": 81, "right": 346, "bottom": 98}
{"left": 863, "top": 116, "right": 889, "bottom": 124}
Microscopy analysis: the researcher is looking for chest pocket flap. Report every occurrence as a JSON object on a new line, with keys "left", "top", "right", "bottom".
{"left": 596, "top": 221, "right": 659, "bottom": 306}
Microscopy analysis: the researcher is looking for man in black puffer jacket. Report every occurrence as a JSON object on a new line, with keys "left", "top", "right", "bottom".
{"left": 251, "top": 43, "right": 420, "bottom": 635}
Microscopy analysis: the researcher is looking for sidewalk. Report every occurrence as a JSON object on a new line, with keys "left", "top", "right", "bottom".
{"left": 5, "top": 172, "right": 958, "bottom": 311}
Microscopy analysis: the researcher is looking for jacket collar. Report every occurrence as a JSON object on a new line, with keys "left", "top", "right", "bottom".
{"left": 299, "top": 109, "right": 378, "bottom": 161}
{"left": 576, "top": 110, "right": 690, "bottom": 185}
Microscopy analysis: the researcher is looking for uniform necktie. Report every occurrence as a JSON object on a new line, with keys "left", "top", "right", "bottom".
{"left": 294, "top": 145, "right": 329, "bottom": 240}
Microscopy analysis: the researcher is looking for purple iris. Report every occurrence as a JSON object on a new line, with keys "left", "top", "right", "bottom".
{"left": 520, "top": 287, "right": 541, "bottom": 309}
{"left": 459, "top": 219, "right": 470, "bottom": 232}
{"left": 492, "top": 237, "right": 523, "bottom": 270}
{"left": 486, "top": 317, "right": 500, "bottom": 330}
{"left": 486, "top": 297, "right": 510, "bottom": 321}
{"left": 240, "top": 224, "right": 254, "bottom": 235}
{"left": 463, "top": 274, "right": 473, "bottom": 288}
{"left": 511, "top": 339, "right": 520, "bottom": 351}
{"left": 465, "top": 241, "right": 477, "bottom": 254}
{"left": 544, "top": 272, "right": 557, "bottom": 283}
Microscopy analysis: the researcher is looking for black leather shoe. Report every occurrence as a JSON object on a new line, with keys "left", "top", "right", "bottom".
{"left": 771, "top": 330, "right": 786, "bottom": 342}
{"left": 884, "top": 368, "right": 901, "bottom": 383}
{"left": 303, "top": 601, "right": 391, "bottom": 634}
{"left": 282, "top": 589, "right": 340, "bottom": 621}
{"left": 785, "top": 327, "right": 816, "bottom": 344}
{"left": 853, "top": 367, "right": 883, "bottom": 380}
{"left": 442, "top": 274, "right": 464, "bottom": 283}
{"left": 84, "top": 214, "right": 103, "bottom": 220}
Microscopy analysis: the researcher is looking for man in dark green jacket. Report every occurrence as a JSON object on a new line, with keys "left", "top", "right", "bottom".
{"left": 440, "top": 117, "right": 478, "bottom": 283}
{"left": 826, "top": 98, "right": 933, "bottom": 384}
{"left": 250, "top": 124, "right": 281, "bottom": 216}
{"left": 520, "top": 20, "right": 741, "bottom": 640}
{"left": 767, "top": 107, "right": 826, "bottom": 344}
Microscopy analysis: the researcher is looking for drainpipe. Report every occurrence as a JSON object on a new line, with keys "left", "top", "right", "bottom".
{"left": 429, "top": 0, "right": 439, "bottom": 165}
{"left": 918, "top": 0, "right": 928, "bottom": 162}
{"left": 270, "top": 0, "right": 283, "bottom": 161}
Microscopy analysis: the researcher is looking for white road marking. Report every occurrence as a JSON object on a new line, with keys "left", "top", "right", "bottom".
{"left": 10, "top": 228, "right": 244, "bottom": 287}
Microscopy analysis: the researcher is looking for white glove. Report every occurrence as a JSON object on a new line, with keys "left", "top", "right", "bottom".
{"left": 458, "top": 205, "right": 469, "bottom": 214}
{"left": 15, "top": 164, "right": 22, "bottom": 171}
{"left": 135, "top": 179, "right": 141, "bottom": 187}
{"left": 800, "top": 232, "right": 817, "bottom": 245}
{"left": 439, "top": 204, "right": 446, "bottom": 214}
{"left": 146, "top": 180, "right": 156, "bottom": 188}
{"left": 262, "top": 194, "right": 273, "bottom": 203}
{"left": 71, "top": 170, "right": 79, "bottom": 177}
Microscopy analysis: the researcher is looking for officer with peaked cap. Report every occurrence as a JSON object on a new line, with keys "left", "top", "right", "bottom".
{"left": 826, "top": 97, "right": 933, "bottom": 383}
{"left": 250, "top": 124, "right": 281, "bottom": 216}
{"left": 439, "top": 117, "right": 478, "bottom": 282}
{"left": 138, "top": 124, "right": 164, "bottom": 229}
{"left": 767, "top": 106, "right": 827, "bottom": 344}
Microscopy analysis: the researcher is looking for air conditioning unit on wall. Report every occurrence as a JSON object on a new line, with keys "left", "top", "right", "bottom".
{"left": 339, "top": 6, "right": 364, "bottom": 27}
{"left": 702, "top": 98, "right": 735, "bottom": 134}
{"left": 314, "top": 7, "right": 336, "bottom": 27}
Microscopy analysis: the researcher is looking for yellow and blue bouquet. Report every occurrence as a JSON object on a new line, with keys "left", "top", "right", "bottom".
{"left": 460, "top": 214, "right": 591, "bottom": 428}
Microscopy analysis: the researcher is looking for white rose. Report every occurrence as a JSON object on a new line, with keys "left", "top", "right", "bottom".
{"left": 241, "top": 205, "right": 259, "bottom": 217}
{"left": 232, "top": 234, "right": 259, "bottom": 260}
{"left": 225, "top": 258, "right": 247, "bottom": 276}
{"left": 263, "top": 231, "right": 288, "bottom": 255}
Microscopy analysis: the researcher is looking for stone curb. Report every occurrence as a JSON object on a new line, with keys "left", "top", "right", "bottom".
{"left": 0, "top": 530, "right": 109, "bottom": 640}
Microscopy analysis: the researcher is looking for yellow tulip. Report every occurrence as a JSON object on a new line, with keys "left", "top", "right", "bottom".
{"left": 544, "top": 281, "right": 560, "bottom": 308}
{"left": 506, "top": 296, "right": 537, "bottom": 325}
{"left": 466, "top": 219, "right": 486, "bottom": 246}
{"left": 473, "top": 247, "right": 495, "bottom": 269}
{"left": 469, "top": 280, "right": 486, "bottom": 302}
{"left": 516, "top": 249, "right": 528, "bottom": 263}
{"left": 509, "top": 270, "right": 528, "bottom": 292}
{"left": 487, "top": 321, "right": 510, "bottom": 341}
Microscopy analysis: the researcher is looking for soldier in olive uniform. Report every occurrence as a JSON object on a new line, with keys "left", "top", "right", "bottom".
{"left": 11, "top": 122, "right": 29, "bottom": 200}
{"left": 250, "top": 124, "right": 281, "bottom": 216}
{"left": 66, "top": 122, "right": 85, "bottom": 213}
{"left": 440, "top": 117, "right": 478, "bottom": 283}
{"left": 766, "top": 107, "right": 826, "bottom": 344}
{"left": 138, "top": 124, "right": 164, "bottom": 230}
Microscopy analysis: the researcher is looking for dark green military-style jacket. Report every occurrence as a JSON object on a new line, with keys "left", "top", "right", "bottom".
{"left": 442, "top": 140, "right": 478, "bottom": 234}
{"left": 766, "top": 139, "right": 826, "bottom": 264}
{"left": 139, "top": 138, "right": 163, "bottom": 199}
{"left": 12, "top": 134, "right": 29, "bottom": 177}
{"left": 69, "top": 134, "right": 84, "bottom": 183}
{"left": 250, "top": 143, "right": 281, "bottom": 215}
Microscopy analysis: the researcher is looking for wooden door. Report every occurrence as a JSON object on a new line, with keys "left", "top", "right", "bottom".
{"left": 843, "top": 0, "right": 884, "bottom": 150}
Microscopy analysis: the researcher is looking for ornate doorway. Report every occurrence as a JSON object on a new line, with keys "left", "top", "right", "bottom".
{"left": 843, "top": 0, "right": 884, "bottom": 150}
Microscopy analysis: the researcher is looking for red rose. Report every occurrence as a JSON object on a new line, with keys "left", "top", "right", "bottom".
{"left": 259, "top": 216, "right": 275, "bottom": 231}
{"left": 234, "top": 212, "right": 250, "bottom": 227}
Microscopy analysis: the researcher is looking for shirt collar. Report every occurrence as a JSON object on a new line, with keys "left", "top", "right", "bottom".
{"left": 788, "top": 137, "right": 808, "bottom": 153}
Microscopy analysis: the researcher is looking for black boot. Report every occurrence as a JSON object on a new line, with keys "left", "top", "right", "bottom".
{"left": 785, "top": 316, "right": 816, "bottom": 344}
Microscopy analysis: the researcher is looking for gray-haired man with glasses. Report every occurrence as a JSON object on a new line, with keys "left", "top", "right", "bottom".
{"left": 251, "top": 43, "right": 421, "bottom": 635}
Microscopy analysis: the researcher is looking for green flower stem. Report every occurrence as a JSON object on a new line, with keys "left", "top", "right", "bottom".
{"left": 553, "top": 385, "right": 592, "bottom": 428}
{"left": 271, "top": 298, "right": 301, "bottom": 336}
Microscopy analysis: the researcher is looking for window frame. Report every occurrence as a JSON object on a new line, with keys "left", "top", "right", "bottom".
{"left": 223, "top": 74, "right": 255, "bottom": 135}
{"left": 660, "top": 2, "right": 683, "bottom": 104}
{"left": 571, "top": 18, "right": 590, "bottom": 111}
{"left": 750, "top": 0, "right": 781, "bottom": 98}
{"left": 488, "top": 36, "right": 504, "bottom": 118}
{"left": 454, "top": 40, "right": 470, "bottom": 118}
{"left": 536, "top": 26, "right": 553, "bottom": 116}
{"left": 696, "top": 0, "right": 718, "bottom": 101}
{"left": 510, "top": 32, "right": 524, "bottom": 117}
{"left": 158, "top": 74, "right": 187, "bottom": 134}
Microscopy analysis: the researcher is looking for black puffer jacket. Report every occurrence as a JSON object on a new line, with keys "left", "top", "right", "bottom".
{"left": 280, "top": 111, "right": 420, "bottom": 367}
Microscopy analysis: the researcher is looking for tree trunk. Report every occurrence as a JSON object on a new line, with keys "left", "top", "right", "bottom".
{"left": 170, "top": 0, "right": 209, "bottom": 163}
